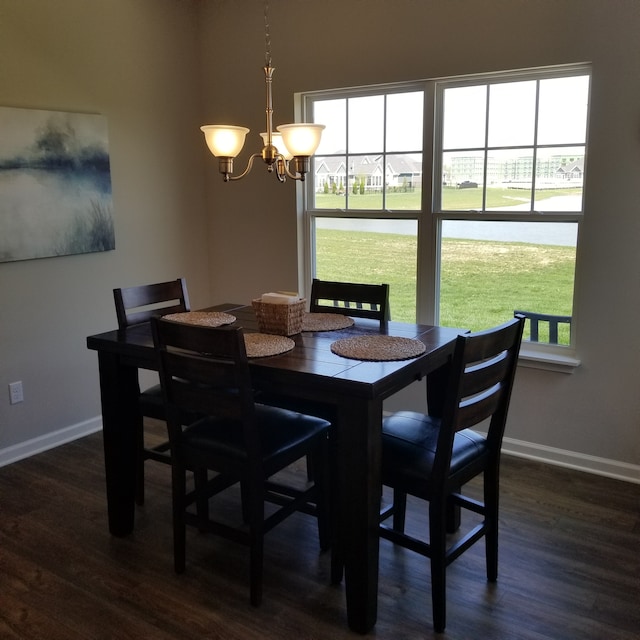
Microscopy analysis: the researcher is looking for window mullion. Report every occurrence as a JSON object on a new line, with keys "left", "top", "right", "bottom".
{"left": 417, "top": 80, "right": 436, "bottom": 324}
{"left": 382, "top": 95, "right": 387, "bottom": 211}
{"left": 531, "top": 79, "right": 541, "bottom": 210}
{"left": 482, "top": 84, "right": 490, "bottom": 212}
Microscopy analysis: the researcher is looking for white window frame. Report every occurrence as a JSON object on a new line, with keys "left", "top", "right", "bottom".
{"left": 297, "top": 64, "right": 589, "bottom": 372}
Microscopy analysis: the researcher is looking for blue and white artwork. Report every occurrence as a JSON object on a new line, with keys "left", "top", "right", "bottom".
{"left": 0, "top": 106, "right": 114, "bottom": 263}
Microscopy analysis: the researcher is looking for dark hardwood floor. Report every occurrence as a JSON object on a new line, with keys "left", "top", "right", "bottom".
{"left": 1, "top": 420, "right": 639, "bottom": 639}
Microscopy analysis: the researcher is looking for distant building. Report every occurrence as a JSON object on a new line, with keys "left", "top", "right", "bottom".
{"left": 314, "top": 154, "right": 422, "bottom": 193}
{"left": 445, "top": 154, "right": 585, "bottom": 188}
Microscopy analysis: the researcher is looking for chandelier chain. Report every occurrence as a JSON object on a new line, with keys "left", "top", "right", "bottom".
{"left": 264, "top": 0, "right": 272, "bottom": 67}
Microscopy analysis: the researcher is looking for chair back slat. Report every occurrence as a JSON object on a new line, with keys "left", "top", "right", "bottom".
{"left": 456, "top": 384, "right": 503, "bottom": 431}
{"left": 309, "top": 279, "right": 390, "bottom": 323}
{"left": 460, "top": 351, "right": 511, "bottom": 400}
{"left": 114, "top": 278, "right": 190, "bottom": 328}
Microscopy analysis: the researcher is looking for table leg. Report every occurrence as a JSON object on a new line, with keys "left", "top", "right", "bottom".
{"left": 337, "top": 397, "right": 382, "bottom": 634}
{"left": 97, "top": 351, "right": 140, "bottom": 536}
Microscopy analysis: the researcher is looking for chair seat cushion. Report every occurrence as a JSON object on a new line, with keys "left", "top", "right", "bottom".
{"left": 382, "top": 411, "right": 487, "bottom": 495}
{"left": 180, "top": 404, "right": 330, "bottom": 469}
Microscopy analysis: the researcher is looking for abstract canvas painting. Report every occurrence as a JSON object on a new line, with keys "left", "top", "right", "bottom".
{"left": 0, "top": 106, "right": 114, "bottom": 263}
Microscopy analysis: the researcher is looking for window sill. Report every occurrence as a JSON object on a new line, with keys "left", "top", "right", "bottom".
{"left": 518, "top": 344, "right": 581, "bottom": 373}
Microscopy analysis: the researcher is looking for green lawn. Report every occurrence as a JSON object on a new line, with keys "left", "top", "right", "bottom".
{"left": 315, "top": 227, "right": 575, "bottom": 344}
{"left": 314, "top": 186, "right": 582, "bottom": 211}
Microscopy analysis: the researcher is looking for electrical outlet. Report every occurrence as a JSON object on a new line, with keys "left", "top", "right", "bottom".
{"left": 9, "top": 381, "right": 23, "bottom": 404}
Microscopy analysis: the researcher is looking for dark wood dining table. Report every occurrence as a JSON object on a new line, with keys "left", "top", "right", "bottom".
{"left": 86, "top": 303, "right": 463, "bottom": 633}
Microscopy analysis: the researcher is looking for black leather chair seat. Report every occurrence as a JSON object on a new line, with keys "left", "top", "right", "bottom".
{"left": 181, "top": 405, "right": 330, "bottom": 472}
{"left": 382, "top": 411, "right": 487, "bottom": 496}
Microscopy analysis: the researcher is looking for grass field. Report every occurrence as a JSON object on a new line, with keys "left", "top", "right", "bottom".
{"left": 315, "top": 227, "right": 575, "bottom": 344}
{"left": 314, "top": 186, "right": 582, "bottom": 211}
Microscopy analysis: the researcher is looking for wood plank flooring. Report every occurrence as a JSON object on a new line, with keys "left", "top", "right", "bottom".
{"left": 1, "top": 422, "right": 639, "bottom": 639}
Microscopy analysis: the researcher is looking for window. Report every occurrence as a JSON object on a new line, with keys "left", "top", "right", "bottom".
{"left": 304, "top": 85, "right": 424, "bottom": 322}
{"left": 301, "top": 65, "right": 589, "bottom": 362}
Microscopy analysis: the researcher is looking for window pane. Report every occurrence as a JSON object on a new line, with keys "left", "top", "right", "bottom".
{"left": 348, "top": 155, "right": 383, "bottom": 210}
{"left": 442, "top": 85, "right": 487, "bottom": 149}
{"left": 314, "top": 99, "right": 346, "bottom": 155}
{"left": 314, "top": 217, "right": 417, "bottom": 322}
{"left": 441, "top": 150, "right": 484, "bottom": 210}
{"left": 486, "top": 148, "right": 533, "bottom": 210}
{"left": 439, "top": 220, "right": 577, "bottom": 344}
{"left": 349, "top": 95, "right": 384, "bottom": 153}
{"left": 538, "top": 75, "right": 589, "bottom": 145}
{"left": 386, "top": 153, "right": 422, "bottom": 210}
{"left": 386, "top": 92, "right": 424, "bottom": 152}
{"left": 313, "top": 155, "right": 346, "bottom": 209}
{"left": 488, "top": 81, "right": 536, "bottom": 147}
{"left": 534, "top": 147, "right": 584, "bottom": 211}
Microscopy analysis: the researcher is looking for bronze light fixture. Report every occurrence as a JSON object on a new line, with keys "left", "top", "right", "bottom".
{"left": 200, "top": 1, "right": 324, "bottom": 183}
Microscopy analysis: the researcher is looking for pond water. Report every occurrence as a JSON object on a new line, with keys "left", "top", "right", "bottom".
{"left": 316, "top": 215, "right": 577, "bottom": 247}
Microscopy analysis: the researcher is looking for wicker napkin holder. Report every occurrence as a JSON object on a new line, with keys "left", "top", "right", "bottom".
{"left": 251, "top": 298, "right": 306, "bottom": 336}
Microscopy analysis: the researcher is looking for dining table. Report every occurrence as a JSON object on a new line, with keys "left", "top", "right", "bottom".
{"left": 86, "top": 302, "right": 464, "bottom": 634}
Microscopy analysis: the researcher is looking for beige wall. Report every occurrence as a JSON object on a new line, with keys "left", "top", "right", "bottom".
{"left": 199, "top": 0, "right": 640, "bottom": 480}
{"left": 1, "top": 0, "right": 639, "bottom": 481}
{"left": 0, "top": 0, "right": 210, "bottom": 455}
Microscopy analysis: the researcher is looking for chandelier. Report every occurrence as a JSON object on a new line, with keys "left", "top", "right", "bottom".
{"left": 200, "top": 1, "right": 324, "bottom": 183}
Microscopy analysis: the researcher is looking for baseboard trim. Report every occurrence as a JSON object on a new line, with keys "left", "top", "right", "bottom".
{"left": 502, "top": 436, "right": 640, "bottom": 484}
{"left": 2, "top": 418, "right": 639, "bottom": 485}
{"left": 0, "top": 417, "right": 102, "bottom": 468}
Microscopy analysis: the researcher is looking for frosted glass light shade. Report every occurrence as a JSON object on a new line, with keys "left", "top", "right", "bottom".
{"left": 200, "top": 125, "right": 250, "bottom": 158}
{"left": 276, "top": 123, "right": 325, "bottom": 157}
{"left": 260, "top": 131, "right": 293, "bottom": 160}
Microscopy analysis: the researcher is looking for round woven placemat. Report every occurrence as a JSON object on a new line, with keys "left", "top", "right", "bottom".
{"left": 330, "top": 335, "right": 426, "bottom": 361}
{"left": 162, "top": 311, "right": 236, "bottom": 327}
{"left": 244, "top": 333, "right": 295, "bottom": 358}
{"left": 302, "top": 312, "right": 355, "bottom": 332}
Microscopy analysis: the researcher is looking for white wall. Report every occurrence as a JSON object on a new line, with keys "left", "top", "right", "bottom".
{"left": 199, "top": 0, "right": 640, "bottom": 481}
{"left": 0, "top": 0, "right": 210, "bottom": 459}
{"left": 1, "top": 0, "right": 638, "bottom": 482}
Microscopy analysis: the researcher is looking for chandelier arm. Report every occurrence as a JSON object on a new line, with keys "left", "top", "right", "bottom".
{"left": 281, "top": 161, "right": 305, "bottom": 181}
{"left": 274, "top": 156, "right": 286, "bottom": 182}
{"left": 226, "top": 152, "right": 263, "bottom": 181}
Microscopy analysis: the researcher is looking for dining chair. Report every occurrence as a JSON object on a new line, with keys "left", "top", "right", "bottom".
{"left": 309, "top": 278, "right": 390, "bottom": 325}
{"left": 113, "top": 277, "right": 190, "bottom": 504}
{"left": 261, "top": 279, "right": 391, "bottom": 482}
{"left": 514, "top": 309, "right": 572, "bottom": 345}
{"left": 151, "top": 317, "right": 332, "bottom": 607}
{"left": 378, "top": 315, "right": 524, "bottom": 632}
